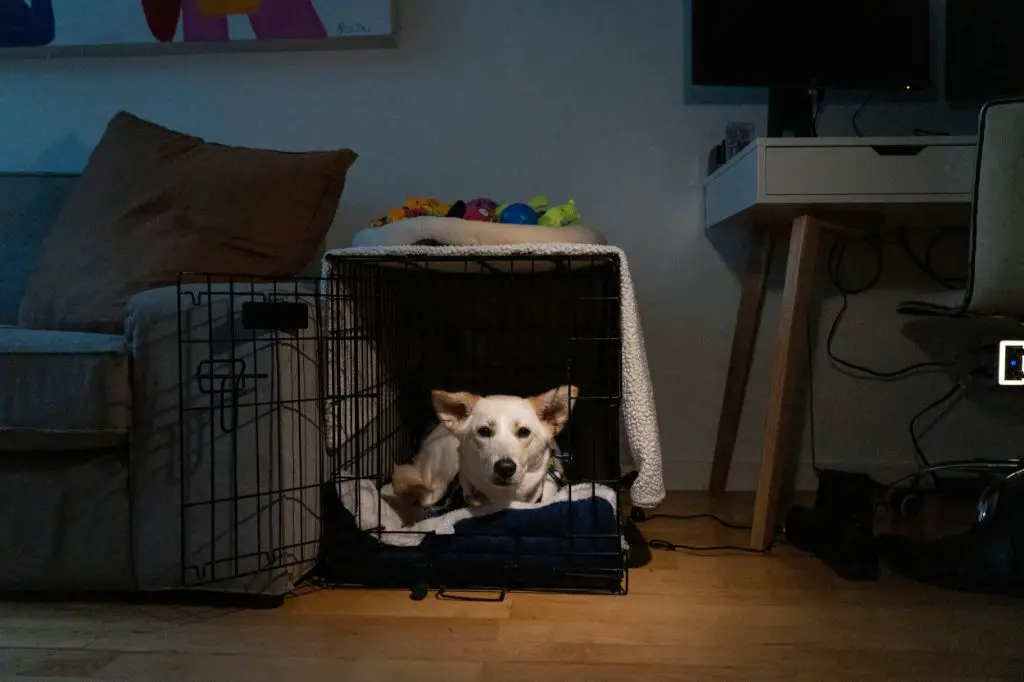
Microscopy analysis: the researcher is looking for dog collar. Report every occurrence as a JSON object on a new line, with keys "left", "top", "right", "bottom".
{"left": 421, "top": 478, "right": 462, "bottom": 519}
{"left": 550, "top": 444, "right": 572, "bottom": 463}
{"left": 547, "top": 459, "right": 567, "bottom": 487}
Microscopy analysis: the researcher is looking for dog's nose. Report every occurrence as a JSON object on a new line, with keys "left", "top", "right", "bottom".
{"left": 494, "top": 458, "right": 517, "bottom": 479}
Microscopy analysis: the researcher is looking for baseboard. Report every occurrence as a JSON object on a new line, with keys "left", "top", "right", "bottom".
{"left": 662, "top": 459, "right": 918, "bottom": 492}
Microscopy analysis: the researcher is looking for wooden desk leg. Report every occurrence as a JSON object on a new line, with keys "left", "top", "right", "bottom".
{"left": 750, "top": 214, "right": 821, "bottom": 550}
{"left": 708, "top": 228, "right": 774, "bottom": 494}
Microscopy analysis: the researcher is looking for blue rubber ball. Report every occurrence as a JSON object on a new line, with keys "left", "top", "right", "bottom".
{"left": 499, "top": 202, "right": 540, "bottom": 225}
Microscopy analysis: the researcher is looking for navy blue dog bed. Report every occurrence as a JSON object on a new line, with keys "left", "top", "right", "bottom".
{"left": 317, "top": 479, "right": 627, "bottom": 592}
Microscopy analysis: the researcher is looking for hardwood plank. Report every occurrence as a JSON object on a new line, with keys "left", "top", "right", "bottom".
{"left": 93, "top": 653, "right": 482, "bottom": 682}
{"left": 0, "top": 648, "right": 117, "bottom": 678}
{"left": 499, "top": 606, "right": 1019, "bottom": 654}
{"left": 479, "top": 657, "right": 1022, "bottom": 682}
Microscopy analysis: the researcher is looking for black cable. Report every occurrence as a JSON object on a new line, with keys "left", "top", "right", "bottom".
{"left": 648, "top": 539, "right": 777, "bottom": 554}
{"left": 826, "top": 237, "right": 958, "bottom": 379}
{"left": 811, "top": 88, "right": 826, "bottom": 137}
{"left": 906, "top": 367, "right": 992, "bottom": 473}
{"left": 806, "top": 320, "right": 820, "bottom": 474}
{"left": 830, "top": 236, "right": 885, "bottom": 295}
{"left": 907, "top": 382, "right": 965, "bottom": 468}
{"left": 642, "top": 513, "right": 787, "bottom": 554}
{"left": 640, "top": 512, "right": 750, "bottom": 530}
{"left": 851, "top": 90, "right": 874, "bottom": 137}
{"left": 899, "top": 229, "right": 966, "bottom": 290}
{"left": 878, "top": 460, "right": 1023, "bottom": 499}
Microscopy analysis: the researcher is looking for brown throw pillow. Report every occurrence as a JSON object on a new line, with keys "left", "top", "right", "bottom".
{"left": 18, "top": 111, "right": 357, "bottom": 334}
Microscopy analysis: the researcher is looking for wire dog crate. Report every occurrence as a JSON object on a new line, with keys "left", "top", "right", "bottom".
{"left": 177, "top": 253, "right": 628, "bottom": 598}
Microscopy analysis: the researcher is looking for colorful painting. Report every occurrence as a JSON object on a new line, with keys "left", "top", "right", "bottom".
{"left": 0, "top": 0, "right": 392, "bottom": 51}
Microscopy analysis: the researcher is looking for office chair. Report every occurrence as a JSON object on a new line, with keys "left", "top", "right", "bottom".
{"left": 898, "top": 97, "right": 1024, "bottom": 318}
{"left": 883, "top": 98, "right": 1024, "bottom": 595}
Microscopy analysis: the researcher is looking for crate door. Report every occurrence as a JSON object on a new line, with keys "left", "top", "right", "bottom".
{"left": 177, "top": 282, "right": 326, "bottom": 588}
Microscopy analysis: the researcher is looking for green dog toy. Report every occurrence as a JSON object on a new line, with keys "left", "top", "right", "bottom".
{"left": 538, "top": 199, "right": 580, "bottom": 227}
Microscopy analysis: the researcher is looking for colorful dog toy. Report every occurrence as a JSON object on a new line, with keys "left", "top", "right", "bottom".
{"left": 538, "top": 199, "right": 580, "bottom": 227}
{"left": 371, "top": 197, "right": 452, "bottom": 227}
{"left": 405, "top": 197, "right": 451, "bottom": 217}
{"left": 496, "top": 195, "right": 549, "bottom": 222}
{"left": 463, "top": 197, "right": 498, "bottom": 222}
{"left": 499, "top": 202, "right": 540, "bottom": 225}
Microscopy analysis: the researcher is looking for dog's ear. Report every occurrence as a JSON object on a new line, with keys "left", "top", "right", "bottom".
{"left": 431, "top": 390, "right": 480, "bottom": 431}
{"left": 529, "top": 385, "right": 579, "bottom": 436}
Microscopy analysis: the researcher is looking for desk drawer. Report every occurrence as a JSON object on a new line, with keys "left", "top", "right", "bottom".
{"left": 764, "top": 143, "right": 975, "bottom": 197}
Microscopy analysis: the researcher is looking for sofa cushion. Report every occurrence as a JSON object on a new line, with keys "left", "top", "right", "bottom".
{"left": 0, "top": 327, "right": 130, "bottom": 452}
{"left": 17, "top": 111, "right": 358, "bottom": 334}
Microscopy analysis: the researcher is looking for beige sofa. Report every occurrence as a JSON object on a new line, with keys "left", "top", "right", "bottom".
{"left": 0, "top": 172, "right": 324, "bottom": 602}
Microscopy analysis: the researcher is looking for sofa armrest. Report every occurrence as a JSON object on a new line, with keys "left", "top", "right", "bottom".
{"left": 125, "top": 282, "right": 324, "bottom": 594}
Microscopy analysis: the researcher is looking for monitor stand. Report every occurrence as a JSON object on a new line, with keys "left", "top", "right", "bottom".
{"left": 767, "top": 87, "right": 815, "bottom": 137}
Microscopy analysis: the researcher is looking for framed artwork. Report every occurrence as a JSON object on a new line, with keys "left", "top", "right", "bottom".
{"left": 0, "top": 0, "right": 396, "bottom": 56}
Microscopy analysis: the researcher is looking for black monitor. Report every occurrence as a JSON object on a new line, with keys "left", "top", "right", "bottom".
{"left": 690, "top": 0, "right": 931, "bottom": 136}
{"left": 946, "top": 0, "right": 1024, "bottom": 103}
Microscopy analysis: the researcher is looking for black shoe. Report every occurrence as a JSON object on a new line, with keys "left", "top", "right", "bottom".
{"left": 785, "top": 504, "right": 880, "bottom": 581}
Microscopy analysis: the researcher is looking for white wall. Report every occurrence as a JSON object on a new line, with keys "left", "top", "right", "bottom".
{"left": 2, "top": 0, "right": 1022, "bottom": 490}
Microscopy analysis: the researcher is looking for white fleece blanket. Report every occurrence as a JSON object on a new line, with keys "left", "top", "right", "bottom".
{"left": 321, "top": 243, "right": 665, "bottom": 510}
{"left": 336, "top": 475, "right": 622, "bottom": 547}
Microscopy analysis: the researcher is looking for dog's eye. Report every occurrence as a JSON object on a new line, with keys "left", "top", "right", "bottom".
{"left": 516, "top": 427, "right": 531, "bottom": 439}
{"left": 476, "top": 426, "right": 493, "bottom": 438}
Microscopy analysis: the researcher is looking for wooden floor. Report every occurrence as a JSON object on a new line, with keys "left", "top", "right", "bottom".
{"left": 3, "top": 493, "right": 1023, "bottom": 681}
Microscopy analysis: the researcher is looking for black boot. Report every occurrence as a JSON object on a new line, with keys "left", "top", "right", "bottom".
{"left": 784, "top": 469, "right": 881, "bottom": 581}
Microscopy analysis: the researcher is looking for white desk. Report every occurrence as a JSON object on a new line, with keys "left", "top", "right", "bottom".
{"left": 703, "top": 135, "right": 977, "bottom": 550}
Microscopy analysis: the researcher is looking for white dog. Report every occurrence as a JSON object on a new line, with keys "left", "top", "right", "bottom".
{"left": 392, "top": 385, "right": 578, "bottom": 509}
